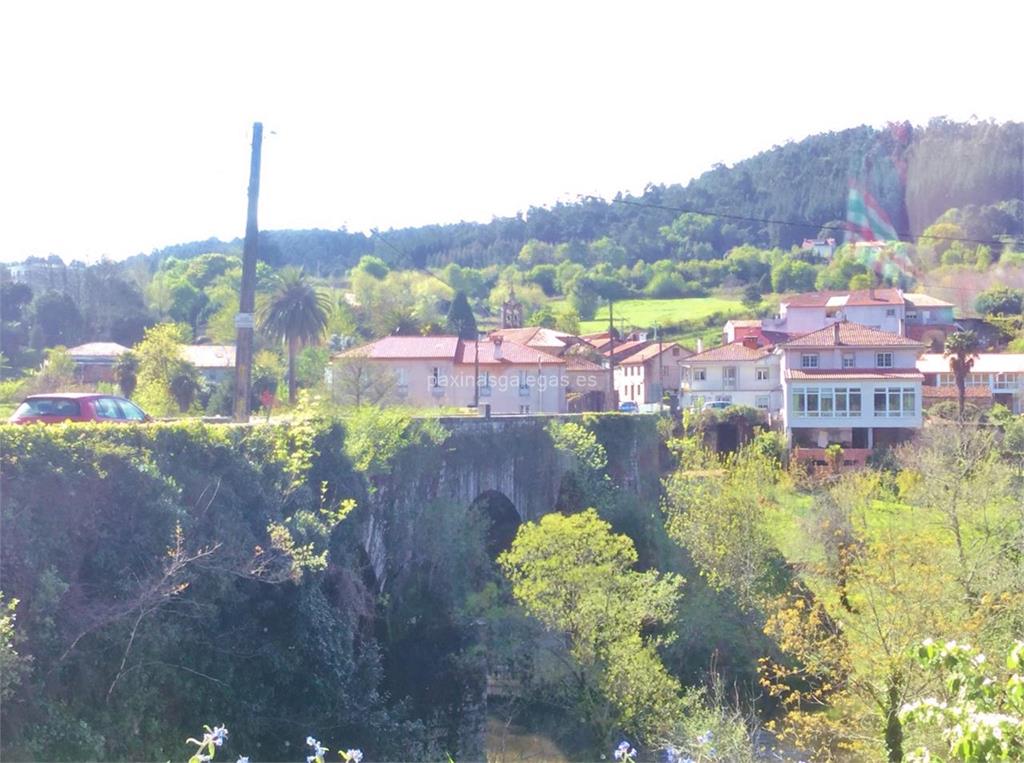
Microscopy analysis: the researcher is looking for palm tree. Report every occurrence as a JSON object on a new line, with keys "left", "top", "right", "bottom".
{"left": 943, "top": 330, "right": 980, "bottom": 419}
{"left": 113, "top": 350, "right": 139, "bottom": 398}
{"left": 258, "top": 268, "right": 331, "bottom": 404}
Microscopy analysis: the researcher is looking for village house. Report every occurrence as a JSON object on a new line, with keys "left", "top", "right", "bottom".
{"left": 902, "top": 292, "right": 957, "bottom": 350}
{"left": 67, "top": 342, "right": 129, "bottom": 383}
{"left": 613, "top": 342, "right": 692, "bottom": 407}
{"left": 779, "top": 321, "right": 926, "bottom": 467}
{"left": 333, "top": 335, "right": 568, "bottom": 414}
{"left": 917, "top": 352, "right": 1024, "bottom": 413}
{"left": 680, "top": 337, "right": 781, "bottom": 414}
{"left": 491, "top": 326, "right": 612, "bottom": 411}
{"left": 763, "top": 287, "right": 908, "bottom": 336}
{"left": 181, "top": 344, "right": 236, "bottom": 384}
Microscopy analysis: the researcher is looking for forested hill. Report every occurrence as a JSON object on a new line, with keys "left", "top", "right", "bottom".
{"left": 140, "top": 118, "right": 1023, "bottom": 274}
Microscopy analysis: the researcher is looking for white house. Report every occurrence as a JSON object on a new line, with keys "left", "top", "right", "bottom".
{"left": 613, "top": 342, "right": 692, "bottom": 407}
{"left": 780, "top": 321, "right": 926, "bottom": 459}
{"left": 680, "top": 338, "right": 782, "bottom": 413}
{"left": 333, "top": 335, "right": 567, "bottom": 414}
{"left": 917, "top": 353, "right": 1024, "bottom": 413}
{"left": 764, "top": 287, "right": 907, "bottom": 336}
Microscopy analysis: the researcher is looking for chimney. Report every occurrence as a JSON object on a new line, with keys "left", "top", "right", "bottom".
{"left": 833, "top": 321, "right": 841, "bottom": 345}
{"left": 491, "top": 335, "right": 503, "bottom": 361}
{"left": 696, "top": 338, "right": 704, "bottom": 354}
{"left": 742, "top": 336, "right": 759, "bottom": 349}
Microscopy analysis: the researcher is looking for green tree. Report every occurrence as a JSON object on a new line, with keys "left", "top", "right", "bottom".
{"left": 33, "top": 346, "right": 77, "bottom": 392}
{"left": 445, "top": 291, "right": 478, "bottom": 339}
{"left": 168, "top": 360, "right": 201, "bottom": 412}
{"left": 975, "top": 286, "right": 1024, "bottom": 316}
{"left": 944, "top": 330, "right": 980, "bottom": 419}
{"left": 258, "top": 268, "right": 331, "bottom": 404}
{"left": 771, "top": 259, "right": 819, "bottom": 293}
{"left": 499, "top": 509, "right": 685, "bottom": 746}
{"left": 29, "top": 290, "right": 82, "bottom": 349}
{"left": 113, "top": 350, "right": 139, "bottom": 398}
{"left": 132, "top": 322, "right": 192, "bottom": 416}
{"left": 901, "top": 639, "right": 1024, "bottom": 762}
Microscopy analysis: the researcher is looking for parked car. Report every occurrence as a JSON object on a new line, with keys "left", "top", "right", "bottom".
{"left": 8, "top": 393, "right": 151, "bottom": 424}
{"left": 701, "top": 400, "right": 733, "bottom": 411}
{"left": 618, "top": 400, "right": 639, "bottom": 413}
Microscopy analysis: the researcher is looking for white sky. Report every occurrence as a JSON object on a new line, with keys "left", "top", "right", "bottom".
{"left": 1, "top": 0, "right": 1022, "bottom": 263}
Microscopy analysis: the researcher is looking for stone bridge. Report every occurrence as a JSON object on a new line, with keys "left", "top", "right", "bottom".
{"left": 361, "top": 414, "right": 663, "bottom": 587}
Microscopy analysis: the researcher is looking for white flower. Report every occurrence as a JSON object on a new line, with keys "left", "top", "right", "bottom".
{"left": 344, "top": 749, "right": 364, "bottom": 763}
{"left": 613, "top": 741, "right": 636, "bottom": 761}
{"left": 210, "top": 725, "right": 229, "bottom": 747}
{"left": 237, "top": 758, "right": 250, "bottom": 763}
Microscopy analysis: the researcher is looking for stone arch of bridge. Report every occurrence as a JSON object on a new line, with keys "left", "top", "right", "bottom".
{"left": 468, "top": 489, "right": 521, "bottom": 558}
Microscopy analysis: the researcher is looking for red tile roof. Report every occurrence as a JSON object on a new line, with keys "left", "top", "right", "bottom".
{"left": 786, "top": 368, "right": 923, "bottom": 381}
{"left": 782, "top": 322, "right": 923, "bottom": 348}
{"left": 341, "top": 336, "right": 460, "bottom": 359}
{"left": 782, "top": 287, "right": 904, "bottom": 307}
{"left": 922, "top": 386, "right": 992, "bottom": 399}
{"left": 68, "top": 342, "right": 130, "bottom": 358}
{"left": 620, "top": 342, "right": 694, "bottom": 364}
{"left": 456, "top": 339, "right": 565, "bottom": 365}
{"left": 340, "top": 335, "right": 564, "bottom": 366}
{"left": 685, "top": 341, "right": 773, "bottom": 362}
{"left": 601, "top": 340, "right": 650, "bottom": 360}
{"left": 564, "top": 355, "right": 606, "bottom": 371}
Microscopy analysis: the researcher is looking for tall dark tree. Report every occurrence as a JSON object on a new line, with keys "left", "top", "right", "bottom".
{"left": 113, "top": 350, "right": 140, "bottom": 398}
{"left": 445, "top": 291, "right": 478, "bottom": 339}
{"left": 29, "top": 290, "right": 82, "bottom": 349}
{"left": 944, "top": 330, "right": 980, "bottom": 419}
{"left": 257, "top": 268, "right": 331, "bottom": 404}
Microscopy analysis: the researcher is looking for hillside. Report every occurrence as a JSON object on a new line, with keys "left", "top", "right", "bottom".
{"left": 136, "top": 118, "right": 1023, "bottom": 274}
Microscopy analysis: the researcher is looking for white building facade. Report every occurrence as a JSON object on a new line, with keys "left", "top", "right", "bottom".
{"left": 780, "top": 322, "right": 925, "bottom": 452}
{"left": 680, "top": 338, "right": 782, "bottom": 413}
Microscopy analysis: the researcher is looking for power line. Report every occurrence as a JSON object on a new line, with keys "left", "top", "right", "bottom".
{"left": 610, "top": 198, "right": 1022, "bottom": 248}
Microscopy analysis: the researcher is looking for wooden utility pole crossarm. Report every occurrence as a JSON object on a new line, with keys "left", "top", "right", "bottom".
{"left": 233, "top": 122, "right": 263, "bottom": 422}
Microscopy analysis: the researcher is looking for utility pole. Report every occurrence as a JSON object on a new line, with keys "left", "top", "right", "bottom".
{"left": 607, "top": 299, "right": 617, "bottom": 410}
{"left": 655, "top": 322, "right": 663, "bottom": 405}
{"left": 233, "top": 122, "right": 263, "bottom": 422}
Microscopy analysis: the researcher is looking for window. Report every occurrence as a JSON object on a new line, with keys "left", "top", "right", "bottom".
{"left": 756, "top": 367, "right": 769, "bottom": 381}
{"left": 873, "top": 386, "right": 916, "bottom": 417}
{"left": 886, "top": 308, "right": 896, "bottom": 316}
{"left": 672, "top": 347, "right": 680, "bottom": 356}
{"left": 95, "top": 397, "right": 123, "bottom": 419}
{"left": 876, "top": 352, "right": 893, "bottom": 368}
{"left": 479, "top": 371, "right": 491, "bottom": 396}
{"left": 793, "top": 387, "right": 863, "bottom": 417}
{"left": 518, "top": 371, "right": 530, "bottom": 396}
{"left": 842, "top": 352, "right": 856, "bottom": 368}
{"left": 801, "top": 353, "right": 819, "bottom": 369}
{"left": 723, "top": 366, "right": 737, "bottom": 388}
{"left": 431, "top": 367, "right": 441, "bottom": 387}
{"left": 755, "top": 395, "right": 770, "bottom": 410}
{"left": 119, "top": 400, "right": 147, "bottom": 421}
{"left": 519, "top": 405, "right": 530, "bottom": 414}
{"left": 693, "top": 368, "right": 706, "bottom": 381}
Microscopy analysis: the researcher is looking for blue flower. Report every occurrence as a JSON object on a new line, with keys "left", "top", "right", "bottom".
{"left": 210, "top": 725, "right": 229, "bottom": 747}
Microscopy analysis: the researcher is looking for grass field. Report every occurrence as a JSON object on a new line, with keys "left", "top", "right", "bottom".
{"left": 577, "top": 296, "right": 745, "bottom": 334}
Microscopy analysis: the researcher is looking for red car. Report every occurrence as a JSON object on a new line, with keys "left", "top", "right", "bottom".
{"left": 8, "top": 393, "right": 151, "bottom": 424}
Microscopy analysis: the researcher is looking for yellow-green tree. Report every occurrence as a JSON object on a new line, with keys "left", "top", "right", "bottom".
{"left": 133, "top": 322, "right": 193, "bottom": 416}
{"left": 498, "top": 509, "right": 685, "bottom": 746}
